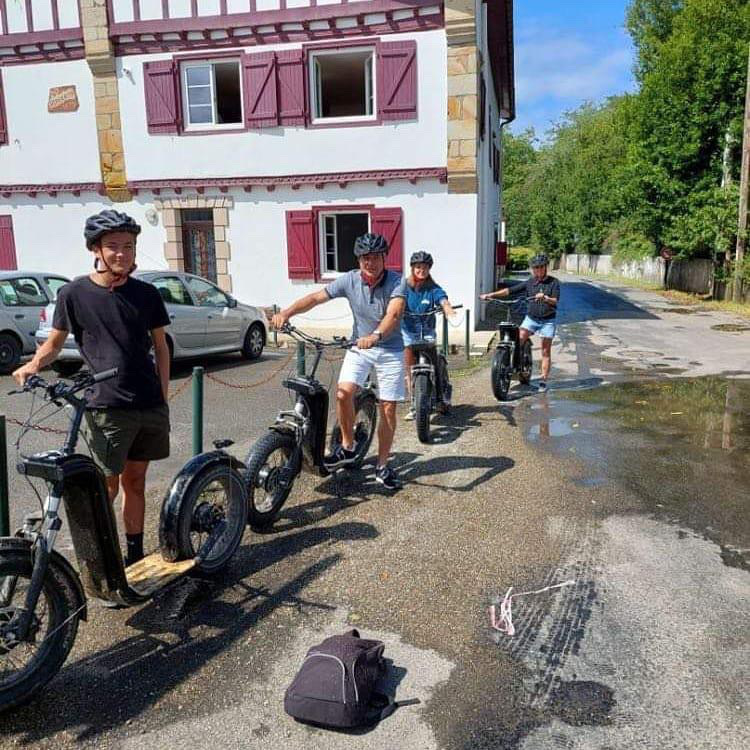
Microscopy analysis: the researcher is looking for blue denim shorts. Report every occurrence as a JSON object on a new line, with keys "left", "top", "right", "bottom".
{"left": 520, "top": 315, "right": 557, "bottom": 339}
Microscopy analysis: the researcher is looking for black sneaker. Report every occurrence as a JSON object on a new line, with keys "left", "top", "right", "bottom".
{"left": 537, "top": 380, "right": 548, "bottom": 392}
{"left": 375, "top": 465, "right": 403, "bottom": 491}
{"left": 324, "top": 444, "right": 357, "bottom": 469}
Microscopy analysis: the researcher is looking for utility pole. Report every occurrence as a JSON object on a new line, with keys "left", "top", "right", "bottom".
{"left": 735, "top": 44, "right": 750, "bottom": 301}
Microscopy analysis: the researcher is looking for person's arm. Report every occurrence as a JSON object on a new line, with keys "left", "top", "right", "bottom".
{"left": 357, "top": 296, "right": 406, "bottom": 349}
{"left": 12, "top": 329, "right": 68, "bottom": 385}
{"left": 441, "top": 298, "right": 456, "bottom": 318}
{"left": 271, "top": 290, "right": 330, "bottom": 329}
{"left": 151, "top": 326, "right": 170, "bottom": 401}
{"left": 480, "top": 281, "right": 524, "bottom": 300}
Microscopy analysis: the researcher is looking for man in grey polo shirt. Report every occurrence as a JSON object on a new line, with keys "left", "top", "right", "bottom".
{"left": 271, "top": 233, "right": 407, "bottom": 490}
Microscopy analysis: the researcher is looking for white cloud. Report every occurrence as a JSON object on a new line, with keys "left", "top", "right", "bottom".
{"left": 511, "top": 22, "right": 635, "bottom": 136}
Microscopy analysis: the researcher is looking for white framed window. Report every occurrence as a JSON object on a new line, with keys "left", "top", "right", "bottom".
{"left": 309, "top": 47, "right": 376, "bottom": 124}
{"left": 318, "top": 211, "right": 370, "bottom": 274}
{"left": 181, "top": 59, "right": 243, "bottom": 129}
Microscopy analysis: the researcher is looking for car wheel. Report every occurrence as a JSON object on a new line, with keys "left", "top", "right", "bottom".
{"left": 50, "top": 361, "right": 83, "bottom": 378}
{"left": 0, "top": 333, "right": 22, "bottom": 375}
{"left": 241, "top": 323, "right": 264, "bottom": 360}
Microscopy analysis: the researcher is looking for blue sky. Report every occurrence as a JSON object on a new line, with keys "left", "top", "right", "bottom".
{"left": 511, "top": 1, "right": 636, "bottom": 139}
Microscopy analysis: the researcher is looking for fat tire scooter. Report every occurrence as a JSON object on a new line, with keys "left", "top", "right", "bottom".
{"left": 403, "top": 305, "right": 462, "bottom": 444}
{"left": 485, "top": 297, "right": 535, "bottom": 401}
{"left": 244, "top": 325, "right": 378, "bottom": 531}
{"left": 0, "top": 369, "right": 246, "bottom": 711}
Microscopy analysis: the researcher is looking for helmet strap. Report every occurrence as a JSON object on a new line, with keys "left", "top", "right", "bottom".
{"left": 93, "top": 252, "right": 137, "bottom": 292}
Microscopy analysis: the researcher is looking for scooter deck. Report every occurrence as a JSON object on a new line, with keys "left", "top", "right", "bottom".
{"left": 125, "top": 553, "right": 196, "bottom": 596}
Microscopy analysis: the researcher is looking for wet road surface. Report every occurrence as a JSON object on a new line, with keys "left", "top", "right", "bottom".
{"left": 1, "top": 275, "right": 749, "bottom": 748}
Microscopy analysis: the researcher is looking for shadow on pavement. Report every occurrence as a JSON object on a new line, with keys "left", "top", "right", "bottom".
{"left": 2, "top": 521, "right": 378, "bottom": 744}
{"left": 393, "top": 452, "right": 514, "bottom": 492}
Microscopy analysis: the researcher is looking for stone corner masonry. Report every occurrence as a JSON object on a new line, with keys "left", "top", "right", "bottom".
{"left": 445, "top": 0, "right": 478, "bottom": 195}
{"left": 80, "top": 0, "right": 130, "bottom": 203}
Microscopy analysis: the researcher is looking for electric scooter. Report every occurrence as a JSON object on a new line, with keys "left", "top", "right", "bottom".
{"left": 244, "top": 324, "right": 378, "bottom": 531}
{"left": 403, "top": 305, "right": 463, "bottom": 444}
{"left": 484, "top": 297, "right": 534, "bottom": 400}
{"left": 0, "top": 368, "right": 247, "bottom": 711}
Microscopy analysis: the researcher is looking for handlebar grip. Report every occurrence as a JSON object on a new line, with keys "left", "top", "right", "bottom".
{"left": 451, "top": 304, "right": 464, "bottom": 311}
{"left": 93, "top": 367, "right": 118, "bottom": 383}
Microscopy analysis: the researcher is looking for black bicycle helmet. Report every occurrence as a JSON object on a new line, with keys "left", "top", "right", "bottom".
{"left": 410, "top": 251, "right": 433, "bottom": 268}
{"left": 530, "top": 253, "right": 549, "bottom": 268}
{"left": 353, "top": 233, "right": 389, "bottom": 257}
{"left": 84, "top": 210, "right": 141, "bottom": 249}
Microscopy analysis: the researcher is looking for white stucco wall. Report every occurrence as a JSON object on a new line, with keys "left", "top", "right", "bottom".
{"left": 117, "top": 30, "right": 447, "bottom": 181}
{"left": 4, "top": 182, "right": 478, "bottom": 333}
{"left": 0, "top": 60, "right": 101, "bottom": 185}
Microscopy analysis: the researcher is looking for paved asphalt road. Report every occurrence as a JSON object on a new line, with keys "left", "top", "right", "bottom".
{"left": 0, "top": 274, "right": 748, "bottom": 749}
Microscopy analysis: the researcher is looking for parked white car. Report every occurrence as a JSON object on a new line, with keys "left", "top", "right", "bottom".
{"left": 35, "top": 270, "right": 268, "bottom": 376}
{"left": 0, "top": 271, "right": 70, "bottom": 373}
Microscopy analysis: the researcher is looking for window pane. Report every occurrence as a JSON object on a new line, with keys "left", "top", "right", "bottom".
{"left": 152, "top": 277, "right": 192, "bottom": 306}
{"left": 214, "top": 62, "right": 242, "bottom": 124}
{"left": 187, "top": 85, "right": 212, "bottom": 106}
{"left": 336, "top": 214, "right": 369, "bottom": 272}
{"left": 0, "top": 277, "right": 47, "bottom": 307}
{"left": 186, "top": 277, "right": 227, "bottom": 307}
{"left": 189, "top": 105, "right": 213, "bottom": 124}
{"left": 315, "top": 50, "right": 372, "bottom": 119}
{"left": 186, "top": 66, "right": 211, "bottom": 86}
{"left": 44, "top": 277, "right": 68, "bottom": 300}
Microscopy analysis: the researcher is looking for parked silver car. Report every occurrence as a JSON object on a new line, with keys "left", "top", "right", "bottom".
{"left": 35, "top": 270, "right": 268, "bottom": 376}
{"left": 0, "top": 271, "right": 70, "bottom": 373}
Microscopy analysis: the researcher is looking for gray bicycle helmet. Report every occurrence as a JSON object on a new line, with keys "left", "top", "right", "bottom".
{"left": 84, "top": 210, "right": 141, "bottom": 249}
{"left": 410, "top": 251, "right": 433, "bottom": 267}
{"left": 353, "top": 233, "right": 389, "bottom": 257}
{"left": 530, "top": 253, "right": 549, "bottom": 268}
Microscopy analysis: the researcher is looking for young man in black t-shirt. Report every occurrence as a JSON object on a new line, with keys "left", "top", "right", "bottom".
{"left": 13, "top": 210, "right": 171, "bottom": 566}
{"left": 481, "top": 253, "right": 560, "bottom": 391}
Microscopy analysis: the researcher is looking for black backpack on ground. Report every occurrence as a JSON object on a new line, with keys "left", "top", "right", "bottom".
{"left": 284, "top": 629, "right": 396, "bottom": 728}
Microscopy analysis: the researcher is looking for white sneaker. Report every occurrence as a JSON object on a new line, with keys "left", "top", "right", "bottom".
{"left": 404, "top": 408, "right": 416, "bottom": 421}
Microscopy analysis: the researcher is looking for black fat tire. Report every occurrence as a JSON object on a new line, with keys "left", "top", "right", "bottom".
{"left": 518, "top": 340, "right": 533, "bottom": 385}
{"left": 170, "top": 463, "right": 246, "bottom": 574}
{"left": 241, "top": 323, "right": 265, "bottom": 360}
{"left": 50, "top": 361, "right": 83, "bottom": 378}
{"left": 329, "top": 393, "right": 377, "bottom": 470}
{"left": 0, "top": 334, "right": 22, "bottom": 375}
{"left": 414, "top": 373, "right": 432, "bottom": 444}
{"left": 0, "top": 549, "right": 81, "bottom": 712}
{"left": 491, "top": 347, "right": 512, "bottom": 401}
{"left": 245, "top": 431, "right": 299, "bottom": 530}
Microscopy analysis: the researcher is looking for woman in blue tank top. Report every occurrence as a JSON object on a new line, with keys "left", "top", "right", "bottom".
{"left": 402, "top": 251, "right": 456, "bottom": 420}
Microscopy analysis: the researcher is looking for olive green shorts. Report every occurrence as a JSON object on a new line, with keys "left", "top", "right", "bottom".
{"left": 83, "top": 404, "right": 170, "bottom": 477}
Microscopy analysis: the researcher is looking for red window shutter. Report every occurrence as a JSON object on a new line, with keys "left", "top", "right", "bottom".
{"left": 285, "top": 210, "right": 316, "bottom": 279}
{"left": 144, "top": 60, "right": 181, "bottom": 134}
{"left": 0, "top": 70, "right": 8, "bottom": 145}
{"left": 0, "top": 216, "right": 18, "bottom": 271}
{"left": 243, "top": 51, "right": 278, "bottom": 129}
{"left": 277, "top": 49, "right": 306, "bottom": 126}
{"left": 371, "top": 208, "right": 404, "bottom": 272}
{"left": 377, "top": 41, "right": 417, "bottom": 121}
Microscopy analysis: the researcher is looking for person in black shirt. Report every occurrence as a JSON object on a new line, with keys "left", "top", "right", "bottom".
{"left": 13, "top": 210, "right": 171, "bottom": 566}
{"left": 480, "top": 253, "right": 560, "bottom": 391}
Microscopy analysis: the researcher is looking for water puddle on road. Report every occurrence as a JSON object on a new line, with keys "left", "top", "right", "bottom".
{"left": 519, "top": 377, "right": 750, "bottom": 570}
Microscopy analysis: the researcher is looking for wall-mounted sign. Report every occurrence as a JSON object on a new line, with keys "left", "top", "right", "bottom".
{"left": 48, "top": 86, "right": 79, "bottom": 113}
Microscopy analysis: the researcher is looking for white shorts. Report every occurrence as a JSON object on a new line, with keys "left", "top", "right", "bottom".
{"left": 338, "top": 347, "right": 406, "bottom": 402}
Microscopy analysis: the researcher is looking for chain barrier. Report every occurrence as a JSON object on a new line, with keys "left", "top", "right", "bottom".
{"left": 5, "top": 417, "right": 67, "bottom": 435}
{"left": 168, "top": 376, "right": 192, "bottom": 402}
{"left": 204, "top": 347, "right": 295, "bottom": 390}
